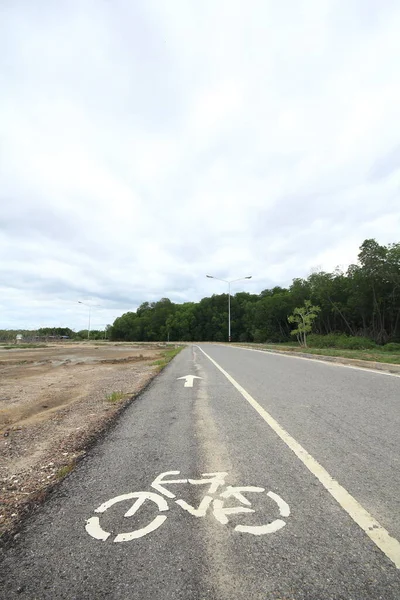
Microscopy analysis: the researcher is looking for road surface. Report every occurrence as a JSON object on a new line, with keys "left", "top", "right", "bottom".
{"left": 1, "top": 344, "right": 400, "bottom": 599}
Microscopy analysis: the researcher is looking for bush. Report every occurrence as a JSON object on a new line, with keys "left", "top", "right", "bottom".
{"left": 252, "top": 329, "right": 266, "bottom": 343}
{"left": 307, "top": 334, "right": 341, "bottom": 348}
{"left": 307, "top": 334, "right": 376, "bottom": 350}
{"left": 382, "top": 343, "right": 400, "bottom": 353}
{"left": 340, "top": 336, "right": 376, "bottom": 350}
{"left": 265, "top": 332, "right": 290, "bottom": 343}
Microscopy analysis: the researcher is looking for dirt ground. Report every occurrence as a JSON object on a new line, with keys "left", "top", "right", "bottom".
{"left": 0, "top": 342, "right": 174, "bottom": 542}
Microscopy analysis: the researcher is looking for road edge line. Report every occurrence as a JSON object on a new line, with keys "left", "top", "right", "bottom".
{"left": 196, "top": 345, "right": 400, "bottom": 570}
{"left": 218, "top": 344, "right": 400, "bottom": 378}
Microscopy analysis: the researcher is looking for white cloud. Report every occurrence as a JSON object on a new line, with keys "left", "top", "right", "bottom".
{"left": 1, "top": 0, "right": 400, "bottom": 329}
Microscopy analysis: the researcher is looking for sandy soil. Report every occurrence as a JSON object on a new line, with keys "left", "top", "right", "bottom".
{"left": 0, "top": 342, "right": 172, "bottom": 542}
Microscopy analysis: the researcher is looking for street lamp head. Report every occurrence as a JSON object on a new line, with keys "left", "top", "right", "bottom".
{"left": 245, "top": 276, "right": 252, "bottom": 279}
{"left": 206, "top": 275, "right": 214, "bottom": 278}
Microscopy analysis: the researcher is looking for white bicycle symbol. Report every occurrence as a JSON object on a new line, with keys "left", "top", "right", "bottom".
{"left": 85, "top": 471, "right": 290, "bottom": 543}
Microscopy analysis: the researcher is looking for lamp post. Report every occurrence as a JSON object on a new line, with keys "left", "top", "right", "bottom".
{"left": 78, "top": 301, "right": 102, "bottom": 339}
{"left": 206, "top": 275, "right": 252, "bottom": 342}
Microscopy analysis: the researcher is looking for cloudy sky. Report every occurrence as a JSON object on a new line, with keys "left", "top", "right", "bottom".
{"left": 1, "top": 0, "right": 400, "bottom": 331}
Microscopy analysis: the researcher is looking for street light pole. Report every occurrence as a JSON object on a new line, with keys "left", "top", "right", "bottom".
{"left": 206, "top": 275, "right": 252, "bottom": 342}
{"left": 78, "top": 301, "right": 101, "bottom": 339}
{"left": 228, "top": 281, "right": 231, "bottom": 342}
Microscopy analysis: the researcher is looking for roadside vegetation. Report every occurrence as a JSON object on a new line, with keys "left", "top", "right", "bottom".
{"left": 238, "top": 339, "right": 400, "bottom": 365}
{"left": 107, "top": 239, "right": 399, "bottom": 347}
{"left": 288, "top": 300, "right": 320, "bottom": 347}
{"left": 105, "top": 391, "right": 126, "bottom": 403}
{"left": 153, "top": 346, "right": 184, "bottom": 372}
{"left": 56, "top": 463, "right": 76, "bottom": 480}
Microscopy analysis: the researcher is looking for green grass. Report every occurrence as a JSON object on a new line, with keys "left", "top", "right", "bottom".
{"left": 152, "top": 346, "right": 184, "bottom": 371}
{"left": 235, "top": 342, "right": 400, "bottom": 365}
{"left": 56, "top": 463, "right": 75, "bottom": 479}
{"left": 297, "top": 347, "right": 400, "bottom": 364}
{"left": 105, "top": 390, "right": 126, "bottom": 403}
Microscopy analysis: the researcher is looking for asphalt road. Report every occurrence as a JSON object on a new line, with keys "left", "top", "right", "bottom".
{"left": 1, "top": 344, "right": 400, "bottom": 599}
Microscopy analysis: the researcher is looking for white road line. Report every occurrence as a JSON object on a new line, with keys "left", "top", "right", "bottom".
{"left": 197, "top": 345, "right": 400, "bottom": 569}
{"left": 219, "top": 344, "right": 400, "bottom": 378}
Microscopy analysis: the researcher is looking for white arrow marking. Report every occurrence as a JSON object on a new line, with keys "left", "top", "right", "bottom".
{"left": 177, "top": 375, "right": 202, "bottom": 387}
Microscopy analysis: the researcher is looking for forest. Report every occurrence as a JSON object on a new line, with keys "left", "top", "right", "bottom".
{"left": 109, "top": 239, "right": 400, "bottom": 345}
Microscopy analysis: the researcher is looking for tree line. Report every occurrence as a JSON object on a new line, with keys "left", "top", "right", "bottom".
{"left": 109, "top": 239, "right": 400, "bottom": 345}
{"left": 0, "top": 327, "right": 108, "bottom": 342}
{"left": 2, "top": 239, "right": 398, "bottom": 346}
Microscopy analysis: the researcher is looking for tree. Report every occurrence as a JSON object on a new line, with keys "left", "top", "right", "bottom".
{"left": 288, "top": 300, "right": 321, "bottom": 347}
{"left": 101, "top": 238, "right": 399, "bottom": 344}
